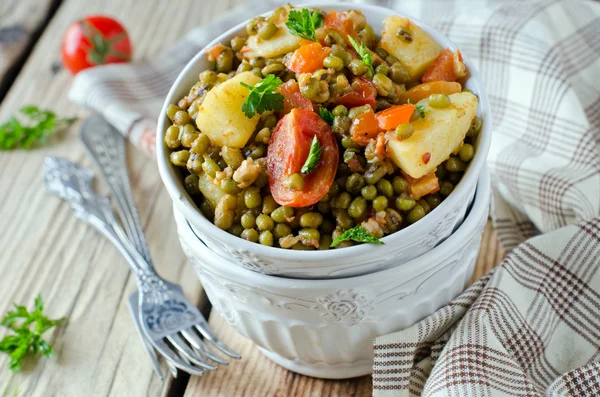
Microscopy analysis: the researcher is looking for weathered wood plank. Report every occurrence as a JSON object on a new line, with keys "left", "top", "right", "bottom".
{"left": 184, "top": 222, "right": 503, "bottom": 397}
{"left": 0, "top": 0, "right": 241, "bottom": 395}
{"left": 0, "top": 0, "right": 58, "bottom": 100}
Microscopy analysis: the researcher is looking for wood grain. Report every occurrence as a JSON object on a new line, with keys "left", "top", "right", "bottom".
{"left": 184, "top": 222, "right": 504, "bottom": 397}
{"left": 0, "top": 0, "right": 242, "bottom": 396}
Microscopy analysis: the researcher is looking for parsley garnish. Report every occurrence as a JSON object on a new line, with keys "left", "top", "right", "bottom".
{"left": 285, "top": 8, "right": 323, "bottom": 41}
{"left": 240, "top": 74, "right": 284, "bottom": 118}
{"left": 330, "top": 226, "right": 384, "bottom": 247}
{"left": 301, "top": 135, "right": 323, "bottom": 174}
{"left": 348, "top": 36, "right": 374, "bottom": 75}
{"left": 0, "top": 295, "right": 66, "bottom": 371}
{"left": 0, "top": 106, "right": 77, "bottom": 150}
{"left": 407, "top": 99, "right": 426, "bottom": 118}
{"left": 318, "top": 107, "right": 334, "bottom": 125}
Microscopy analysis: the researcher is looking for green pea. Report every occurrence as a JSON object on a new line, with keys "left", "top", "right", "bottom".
{"left": 459, "top": 143, "right": 475, "bottom": 162}
{"left": 258, "top": 22, "right": 278, "bottom": 40}
{"left": 389, "top": 62, "right": 410, "bottom": 84}
{"left": 372, "top": 196, "right": 389, "bottom": 212}
{"left": 428, "top": 94, "right": 451, "bottom": 108}
{"left": 221, "top": 179, "right": 241, "bottom": 195}
{"left": 440, "top": 181, "right": 454, "bottom": 197}
{"left": 407, "top": 205, "right": 426, "bottom": 224}
{"left": 361, "top": 185, "right": 377, "bottom": 200}
{"left": 255, "top": 127, "right": 271, "bottom": 144}
{"left": 173, "top": 110, "right": 192, "bottom": 126}
{"left": 334, "top": 74, "right": 351, "bottom": 91}
{"left": 341, "top": 135, "right": 360, "bottom": 149}
{"left": 256, "top": 214, "right": 274, "bottom": 231}
{"left": 395, "top": 123, "right": 414, "bottom": 139}
{"left": 373, "top": 73, "right": 393, "bottom": 96}
{"left": 215, "top": 209, "right": 235, "bottom": 230}
{"left": 199, "top": 199, "right": 214, "bottom": 220}
{"left": 320, "top": 219, "right": 335, "bottom": 234}
{"left": 425, "top": 194, "right": 441, "bottom": 209}
{"left": 348, "top": 197, "right": 367, "bottom": 219}
{"left": 262, "top": 195, "right": 278, "bottom": 215}
{"left": 199, "top": 70, "right": 217, "bottom": 85}
{"left": 301, "top": 77, "right": 320, "bottom": 99}
{"left": 375, "top": 64, "right": 390, "bottom": 76}
{"left": 448, "top": 172, "right": 463, "bottom": 184}
{"left": 262, "top": 63, "right": 284, "bottom": 76}
{"left": 345, "top": 173, "right": 365, "bottom": 193}
{"left": 244, "top": 187, "right": 262, "bottom": 209}
{"left": 385, "top": 208, "right": 403, "bottom": 233}
{"left": 445, "top": 156, "right": 467, "bottom": 172}
{"left": 273, "top": 223, "right": 292, "bottom": 239}
{"left": 348, "top": 59, "right": 368, "bottom": 76}
{"left": 317, "top": 201, "right": 330, "bottom": 214}
{"left": 417, "top": 198, "right": 431, "bottom": 214}
{"left": 364, "top": 166, "right": 387, "bottom": 185}
{"left": 230, "top": 36, "right": 246, "bottom": 52}
{"left": 396, "top": 196, "right": 416, "bottom": 211}
{"left": 435, "top": 165, "right": 448, "bottom": 181}
{"left": 300, "top": 212, "right": 323, "bottom": 229}
{"left": 285, "top": 173, "right": 305, "bottom": 190}
{"left": 216, "top": 49, "right": 234, "bottom": 73}
{"left": 221, "top": 147, "right": 244, "bottom": 170}
{"left": 323, "top": 56, "right": 344, "bottom": 71}
{"left": 164, "top": 125, "right": 181, "bottom": 149}
{"left": 262, "top": 114, "right": 278, "bottom": 129}
{"left": 324, "top": 31, "right": 346, "bottom": 47}
{"left": 250, "top": 57, "right": 266, "bottom": 68}
{"left": 299, "top": 228, "right": 320, "bottom": 243}
{"left": 180, "top": 125, "right": 198, "bottom": 148}
{"left": 375, "top": 47, "right": 389, "bottom": 59}
{"left": 259, "top": 230, "right": 274, "bottom": 246}
{"left": 335, "top": 209, "right": 354, "bottom": 229}
{"left": 332, "top": 115, "right": 352, "bottom": 135}
{"left": 392, "top": 176, "right": 409, "bottom": 194}
{"left": 467, "top": 116, "right": 482, "bottom": 137}
{"left": 186, "top": 153, "right": 203, "bottom": 175}
{"left": 190, "top": 133, "right": 211, "bottom": 155}
{"left": 217, "top": 158, "right": 228, "bottom": 170}
{"left": 271, "top": 206, "right": 294, "bottom": 223}
{"left": 244, "top": 142, "right": 266, "bottom": 159}
{"left": 241, "top": 212, "right": 256, "bottom": 229}
{"left": 376, "top": 179, "right": 394, "bottom": 198}
{"left": 251, "top": 67, "right": 263, "bottom": 77}
{"left": 330, "top": 45, "right": 351, "bottom": 66}
{"left": 166, "top": 104, "right": 180, "bottom": 121}
{"left": 331, "top": 105, "right": 348, "bottom": 118}
{"left": 229, "top": 224, "right": 244, "bottom": 237}
{"left": 319, "top": 235, "right": 332, "bottom": 250}
{"left": 184, "top": 174, "right": 200, "bottom": 195}
{"left": 170, "top": 150, "right": 190, "bottom": 167}
{"left": 201, "top": 156, "right": 220, "bottom": 177}
{"left": 241, "top": 228, "right": 259, "bottom": 242}
{"left": 348, "top": 105, "right": 372, "bottom": 120}
{"left": 336, "top": 192, "right": 352, "bottom": 209}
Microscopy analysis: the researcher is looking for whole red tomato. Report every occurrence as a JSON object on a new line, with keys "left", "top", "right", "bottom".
{"left": 61, "top": 15, "right": 132, "bottom": 74}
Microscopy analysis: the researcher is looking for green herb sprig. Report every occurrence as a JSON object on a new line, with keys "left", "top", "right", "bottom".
{"left": 348, "top": 36, "right": 374, "bottom": 75}
{"left": 0, "top": 295, "right": 66, "bottom": 371}
{"left": 240, "top": 74, "right": 284, "bottom": 118}
{"left": 285, "top": 8, "right": 323, "bottom": 41}
{"left": 301, "top": 135, "right": 323, "bottom": 174}
{"left": 407, "top": 99, "right": 426, "bottom": 119}
{"left": 318, "top": 107, "right": 334, "bottom": 125}
{"left": 0, "top": 106, "right": 77, "bottom": 150}
{"left": 331, "top": 225, "right": 384, "bottom": 247}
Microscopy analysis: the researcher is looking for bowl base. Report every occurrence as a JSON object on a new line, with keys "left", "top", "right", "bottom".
{"left": 258, "top": 347, "right": 373, "bottom": 379}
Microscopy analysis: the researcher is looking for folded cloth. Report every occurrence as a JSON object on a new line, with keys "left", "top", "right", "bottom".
{"left": 68, "top": 0, "right": 600, "bottom": 395}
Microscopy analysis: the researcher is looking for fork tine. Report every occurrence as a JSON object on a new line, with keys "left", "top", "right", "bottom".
{"left": 153, "top": 340, "right": 205, "bottom": 376}
{"left": 194, "top": 323, "right": 241, "bottom": 359}
{"left": 167, "top": 334, "right": 218, "bottom": 371}
{"left": 182, "top": 329, "right": 229, "bottom": 365}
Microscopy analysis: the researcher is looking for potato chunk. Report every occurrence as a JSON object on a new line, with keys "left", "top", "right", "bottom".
{"left": 243, "top": 22, "right": 303, "bottom": 59}
{"left": 387, "top": 92, "right": 479, "bottom": 179}
{"left": 380, "top": 16, "right": 442, "bottom": 81}
{"left": 196, "top": 71, "right": 262, "bottom": 148}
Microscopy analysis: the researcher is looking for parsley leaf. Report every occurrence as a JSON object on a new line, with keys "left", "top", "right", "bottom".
{"left": 330, "top": 226, "right": 384, "bottom": 247}
{"left": 0, "top": 106, "right": 77, "bottom": 150}
{"left": 301, "top": 135, "right": 323, "bottom": 174}
{"left": 285, "top": 8, "right": 323, "bottom": 41}
{"left": 240, "top": 74, "right": 284, "bottom": 118}
{"left": 318, "top": 107, "right": 334, "bottom": 125}
{"left": 407, "top": 99, "right": 426, "bottom": 119}
{"left": 348, "top": 36, "right": 374, "bottom": 75}
{"left": 0, "top": 295, "right": 65, "bottom": 371}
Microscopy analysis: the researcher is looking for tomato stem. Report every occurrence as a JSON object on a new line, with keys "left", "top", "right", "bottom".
{"left": 81, "top": 20, "right": 130, "bottom": 65}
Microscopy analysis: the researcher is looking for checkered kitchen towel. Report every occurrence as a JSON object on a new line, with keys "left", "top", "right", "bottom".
{"left": 68, "top": 0, "right": 600, "bottom": 395}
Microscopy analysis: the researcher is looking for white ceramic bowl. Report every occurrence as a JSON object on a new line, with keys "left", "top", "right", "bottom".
{"left": 174, "top": 167, "right": 490, "bottom": 379}
{"left": 157, "top": 3, "right": 492, "bottom": 279}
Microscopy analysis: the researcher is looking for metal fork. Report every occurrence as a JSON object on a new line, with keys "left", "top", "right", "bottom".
{"left": 43, "top": 156, "right": 240, "bottom": 376}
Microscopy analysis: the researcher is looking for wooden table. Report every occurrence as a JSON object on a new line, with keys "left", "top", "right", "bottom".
{"left": 0, "top": 1, "right": 505, "bottom": 395}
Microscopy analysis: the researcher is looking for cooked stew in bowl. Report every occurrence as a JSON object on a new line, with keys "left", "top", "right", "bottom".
{"left": 165, "top": 6, "right": 482, "bottom": 250}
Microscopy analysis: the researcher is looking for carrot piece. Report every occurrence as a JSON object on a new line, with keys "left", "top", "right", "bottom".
{"left": 277, "top": 80, "right": 313, "bottom": 116}
{"left": 207, "top": 44, "right": 227, "bottom": 60}
{"left": 351, "top": 110, "right": 379, "bottom": 146}
{"left": 422, "top": 49, "right": 466, "bottom": 83}
{"left": 375, "top": 104, "right": 416, "bottom": 131}
{"left": 399, "top": 81, "right": 462, "bottom": 104}
{"left": 285, "top": 42, "right": 331, "bottom": 74}
{"left": 402, "top": 171, "right": 440, "bottom": 200}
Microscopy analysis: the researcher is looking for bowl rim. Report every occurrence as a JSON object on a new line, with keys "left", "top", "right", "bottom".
{"left": 182, "top": 165, "right": 490, "bottom": 287}
{"left": 157, "top": 2, "right": 493, "bottom": 262}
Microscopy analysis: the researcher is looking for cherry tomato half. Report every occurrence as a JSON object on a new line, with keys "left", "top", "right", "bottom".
{"left": 61, "top": 15, "right": 132, "bottom": 74}
{"left": 267, "top": 109, "right": 339, "bottom": 207}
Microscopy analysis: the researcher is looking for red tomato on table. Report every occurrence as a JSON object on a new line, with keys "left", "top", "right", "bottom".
{"left": 267, "top": 109, "right": 339, "bottom": 207}
{"left": 61, "top": 15, "right": 132, "bottom": 74}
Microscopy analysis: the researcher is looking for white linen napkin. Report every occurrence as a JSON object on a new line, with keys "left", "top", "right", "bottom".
{"left": 68, "top": 0, "right": 600, "bottom": 395}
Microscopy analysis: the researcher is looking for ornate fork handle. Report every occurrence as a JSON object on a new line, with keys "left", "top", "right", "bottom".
{"left": 43, "top": 157, "right": 166, "bottom": 291}
{"left": 80, "top": 116, "right": 153, "bottom": 265}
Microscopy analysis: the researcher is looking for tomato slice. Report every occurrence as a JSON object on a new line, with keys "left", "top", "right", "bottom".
{"left": 323, "top": 11, "right": 356, "bottom": 38}
{"left": 277, "top": 80, "right": 313, "bottom": 116}
{"left": 285, "top": 42, "right": 331, "bottom": 74}
{"left": 331, "top": 78, "right": 377, "bottom": 109}
{"left": 350, "top": 110, "right": 379, "bottom": 146}
{"left": 422, "top": 49, "right": 465, "bottom": 83}
{"left": 268, "top": 109, "right": 339, "bottom": 207}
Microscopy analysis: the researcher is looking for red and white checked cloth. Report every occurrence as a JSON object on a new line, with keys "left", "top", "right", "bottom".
{"left": 68, "top": 0, "right": 600, "bottom": 395}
